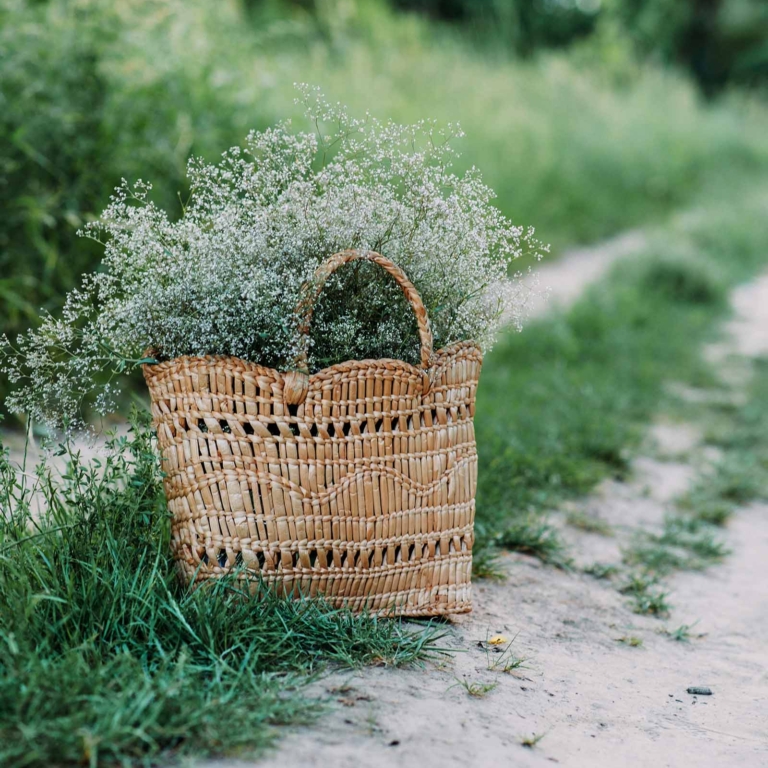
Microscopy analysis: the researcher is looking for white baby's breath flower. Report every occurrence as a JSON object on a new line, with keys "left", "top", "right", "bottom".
{"left": 1, "top": 88, "right": 546, "bottom": 431}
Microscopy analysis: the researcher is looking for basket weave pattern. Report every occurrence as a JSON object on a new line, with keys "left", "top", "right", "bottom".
{"left": 144, "top": 251, "right": 482, "bottom": 616}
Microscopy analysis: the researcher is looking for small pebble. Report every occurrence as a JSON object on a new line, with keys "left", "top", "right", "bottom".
{"left": 687, "top": 686, "right": 713, "bottom": 696}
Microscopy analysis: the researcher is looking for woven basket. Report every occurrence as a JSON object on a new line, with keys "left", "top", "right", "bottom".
{"left": 143, "top": 250, "right": 482, "bottom": 616}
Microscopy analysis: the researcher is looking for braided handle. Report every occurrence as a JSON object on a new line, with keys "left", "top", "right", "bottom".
{"left": 283, "top": 250, "right": 434, "bottom": 405}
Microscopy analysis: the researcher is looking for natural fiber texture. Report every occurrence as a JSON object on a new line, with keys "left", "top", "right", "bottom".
{"left": 144, "top": 250, "right": 482, "bottom": 616}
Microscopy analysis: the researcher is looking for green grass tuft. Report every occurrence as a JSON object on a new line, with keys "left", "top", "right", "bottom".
{"left": 497, "top": 516, "right": 572, "bottom": 569}
{"left": 583, "top": 562, "right": 620, "bottom": 580}
{"left": 624, "top": 516, "right": 729, "bottom": 576}
{"left": 454, "top": 679, "right": 498, "bottom": 698}
{"left": 471, "top": 543, "right": 507, "bottom": 581}
{"left": 662, "top": 623, "right": 702, "bottom": 643}
{"left": 619, "top": 573, "right": 672, "bottom": 617}
{"left": 565, "top": 510, "right": 614, "bottom": 536}
{"left": 679, "top": 454, "right": 768, "bottom": 528}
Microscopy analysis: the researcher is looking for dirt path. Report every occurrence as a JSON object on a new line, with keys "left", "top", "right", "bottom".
{"left": 247, "top": 509, "right": 768, "bottom": 768}
{"left": 214, "top": 261, "right": 768, "bottom": 767}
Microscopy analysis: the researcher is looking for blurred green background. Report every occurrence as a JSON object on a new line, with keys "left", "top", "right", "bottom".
{"left": 2, "top": 0, "right": 768, "bottom": 409}
{"left": 4, "top": 4, "right": 768, "bottom": 757}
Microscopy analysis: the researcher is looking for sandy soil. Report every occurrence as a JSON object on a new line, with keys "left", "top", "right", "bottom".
{"left": 241, "top": 507, "right": 768, "bottom": 768}
{"left": 205, "top": 256, "right": 768, "bottom": 767}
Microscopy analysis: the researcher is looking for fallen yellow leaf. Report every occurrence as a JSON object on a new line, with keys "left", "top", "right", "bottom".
{"left": 488, "top": 635, "right": 508, "bottom": 645}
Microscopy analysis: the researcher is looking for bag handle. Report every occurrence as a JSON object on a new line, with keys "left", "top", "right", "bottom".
{"left": 283, "top": 250, "right": 434, "bottom": 405}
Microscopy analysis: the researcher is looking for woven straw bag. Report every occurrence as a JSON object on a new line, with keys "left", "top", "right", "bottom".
{"left": 143, "top": 250, "right": 482, "bottom": 616}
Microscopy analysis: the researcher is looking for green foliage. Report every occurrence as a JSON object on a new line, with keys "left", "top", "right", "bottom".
{"left": 677, "top": 355, "right": 768, "bottom": 526}
{"left": 392, "top": 0, "right": 599, "bottom": 55}
{"left": 394, "top": 0, "right": 768, "bottom": 94}
{"left": 0, "top": 1, "right": 108, "bottom": 335}
{"left": 496, "top": 516, "right": 572, "bottom": 569}
{"left": 605, "top": 0, "right": 768, "bottom": 94}
{"left": 0, "top": 0, "right": 265, "bottom": 412}
{"left": 3, "top": 89, "right": 537, "bottom": 430}
{"left": 484, "top": 639, "right": 529, "bottom": 674}
{"left": 565, "top": 509, "right": 613, "bottom": 536}
{"left": 454, "top": 678, "right": 498, "bottom": 698}
{"left": 638, "top": 252, "right": 727, "bottom": 306}
{"left": 619, "top": 572, "right": 671, "bottom": 617}
{"left": 663, "top": 622, "right": 700, "bottom": 642}
{"left": 624, "top": 515, "right": 729, "bottom": 575}
{"left": 471, "top": 536, "right": 506, "bottom": 580}
{"left": 678, "top": 456, "right": 765, "bottom": 526}
{"left": 583, "top": 562, "right": 619, "bottom": 580}
{"left": 0, "top": 414, "right": 439, "bottom": 766}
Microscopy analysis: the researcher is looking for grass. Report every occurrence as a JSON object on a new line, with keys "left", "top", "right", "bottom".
{"left": 623, "top": 516, "right": 729, "bottom": 575}
{"left": 678, "top": 454, "right": 768, "bottom": 526}
{"left": 496, "top": 516, "right": 572, "bottom": 569}
{"left": 629, "top": 587, "right": 672, "bottom": 618}
{"left": 0, "top": 414, "right": 440, "bottom": 766}
{"left": 621, "top": 352, "right": 768, "bottom": 592}
{"left": 473, "top": 187, "right": 768, "bottom": 565}
{"left": 0, "top": 112, "right": 765, "bottom": 768}
{"left": 483, "top": 636, "right": 529, "bottom": 674}
{"left": 565, "top": 510, "right": 613, "bottom": 536}
{"left": 454, "top": 679, "right": 498, "bottom": 698}
{"left": 1, "top": 6, "right": 768, "bottom": 761}
{"left": 471, "top": 534, "right": 507, "bottom": 580}
{"left": 677, "top": 374, "right": 768, "bottom": 526}
{"left": 664, "top": 351, "right": 768, "bottom": 554}
{"left": 619, "top": 573, "right": 672, "bottom": 617}
{"left": 661, "top": 623, "right": 703, "bottom": 643}
{"left": 492, "top": 655, "right": 528, "bottom": 674}
{"left": 583, "top": 562, "right": 620, "bottom": 580}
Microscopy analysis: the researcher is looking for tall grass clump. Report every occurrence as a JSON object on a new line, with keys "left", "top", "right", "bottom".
{"left": 0, "top": 413, "right": 439, "bottom": 766}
